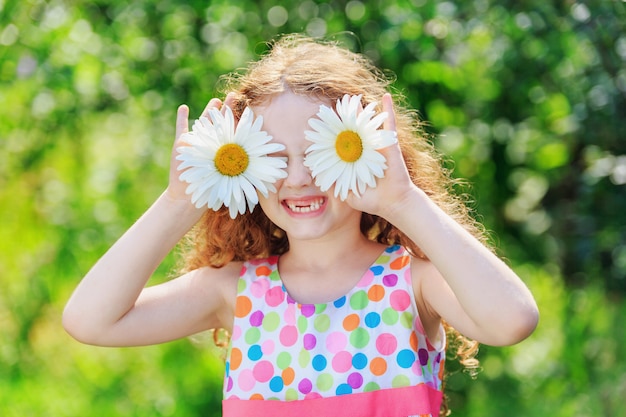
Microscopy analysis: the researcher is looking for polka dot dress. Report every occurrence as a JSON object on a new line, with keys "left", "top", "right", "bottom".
{"left": 223, "top": 245, "right": 445, "bottom": 417}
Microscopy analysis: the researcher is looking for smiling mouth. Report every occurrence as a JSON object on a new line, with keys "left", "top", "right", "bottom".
{"left": 284, "top": 197, "right": 325, "bottom": 213}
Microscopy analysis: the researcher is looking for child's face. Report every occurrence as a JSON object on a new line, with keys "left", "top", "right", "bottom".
{"left": 253, "top": 91, "right": 363, "bottom": 241}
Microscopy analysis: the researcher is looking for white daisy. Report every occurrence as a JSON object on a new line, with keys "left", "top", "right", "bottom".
{"left": 176, "top": 105, "right": 287, "bottom": 218}
{"left": 304, "top": 94, "right": 398, "bottom": 200}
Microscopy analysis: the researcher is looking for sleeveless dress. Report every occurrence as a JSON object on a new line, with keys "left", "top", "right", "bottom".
{"left": 222, "top": 245, "right": 445, "bottom": 417}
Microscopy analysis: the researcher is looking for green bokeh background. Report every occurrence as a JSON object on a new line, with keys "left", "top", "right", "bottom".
{"left": 1, "top": 0, "right": 625, "bottom": 415}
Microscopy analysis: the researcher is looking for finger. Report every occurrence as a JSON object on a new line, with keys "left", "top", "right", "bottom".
{"left": 176, "top": 104, "right": 190, "bottom": 140}
{"left": 201, "top": 97, "right": 223, "bottom": 119}
{"left": 382, "top": 93, "right": 397, "bottom": 132}
{"left": 222, "top": 92, "right": 237, "bottom": 115}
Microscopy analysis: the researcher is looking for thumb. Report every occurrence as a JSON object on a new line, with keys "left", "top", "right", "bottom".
{"left": 176, "top": 104, "right": 190, "bottom": 141}
{"left": 382, "top": 93, "right": 397, "bottom": 133}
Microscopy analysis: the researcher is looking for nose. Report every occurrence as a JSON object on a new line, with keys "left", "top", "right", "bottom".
{"left": 283, "top": 156, "right": 313, "bottom": 188}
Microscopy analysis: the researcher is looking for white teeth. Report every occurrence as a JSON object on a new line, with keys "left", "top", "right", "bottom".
{"left": 286, "top": 198, "right": 324, "bottom": 213}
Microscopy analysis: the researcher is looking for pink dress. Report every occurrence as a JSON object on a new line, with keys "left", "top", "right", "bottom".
{"left": 222, "top": 245, "right": 445, "bottom": 417}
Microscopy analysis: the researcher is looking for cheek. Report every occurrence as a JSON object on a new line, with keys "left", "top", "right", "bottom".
{"left": 257, "top": 187, "right": 278, "bottom": 211}
{"left": 327, "top": 194, "right": 361, "bottom": 218}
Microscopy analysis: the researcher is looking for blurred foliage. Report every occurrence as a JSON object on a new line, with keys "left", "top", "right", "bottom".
{"left": 1, "top": 0, "right": 625, "bottom": 416}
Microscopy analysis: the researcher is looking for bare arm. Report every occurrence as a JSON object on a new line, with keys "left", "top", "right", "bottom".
{"left": 390, "top": 189, "right": 538, "bottom": 346}
{"left": 349, "top": 94, "right": 539, "bottom": 346}
{"left": 63, "top": 101, "right": 238, "bottom": 347}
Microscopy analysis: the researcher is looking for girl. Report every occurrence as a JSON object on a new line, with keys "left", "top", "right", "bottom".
{"left": 63, "top": 35, "right": 538, "bottom": 417}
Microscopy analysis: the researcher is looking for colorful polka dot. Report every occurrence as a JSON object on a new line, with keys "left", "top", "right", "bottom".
{"left": 370, "top": 265, "right": 384, "bottom": 276}
{"left": 297, "top": 315, "right": 308, "bottom": 333}
{"left": 382, "top": 307, "right": 399, "bottom": 325}
{"left": 336, "top": 383, "right": 352, "bottom": 395}
{"left": 255, "top": 265, "right": 272, "bottom": 276}
{"left": 248, "top": 345, "right": 262, "bottom": 361}
{"left": 237, "top": 278, "right": 246, "bottom": 293}
{"left": 347, "top": 372, "right": 363, "bottom": 389}
{"left": 229, "top": 347, "right": 242, "bottom": 370}
{"left": 312, "top": 354, "right": 327, "bottom": 371}
{"left": 410, "top": 331, "right": 419, "bottom": 351}
{"left": 342, "top": 313, "right": 360, "bottom": 331}
{"left": 378, "top": 255, "right": 391, "bottom": 264}
{"left": 262, "top": 312, "right": 280, "bottom": 332}
{"left": 349, "top": 290, "right": 369, "bottom": 310}
{"left": 282, "top": 367, "right": 295, "bottom": 385}
{"left": 245, "top": 327, "right": 260, "bottom": 344}
{"left": 333, "top": 296, "right": 346, "bottom": 308}
{"left": 364, "top": 312, "right": 380, "bottom": 328}
{"left": 303, "top": 333, "right": 317, "bottom": 350}
{"left": 266, "top": 286, "right": 285, "bottom": 307}
{"left": 250, "top": 278, "right": 269, "bottom": 298}
{"left": 316, "top": 373, "right": 333, "bottom": 391}
{"left": 270, "top": 376, "right": 284, "bottom": 392}
{"left": 363, "top": 381, "right": 380, "bottom": 392}
{"left": 331, "top": 351, "right": 352, "bottom": 373}
{"left": 326, "top": 331, "right": 347, "bottom": 353}
{"left": 262, "top": 339, "right": 275, "bottom": 355}
{"left": 370, "top": 357, "right": 387, "bottom": 376}
{"left": 349, "top": 327, "right": 370, "bottom": 349}
{"left": 413, "top": 315, "right": 426, "bottom": 335}
{"left": 390, "top": 255, "right": 410, "bottom": 270}
{"left": 367, "top": 284, "right": 385, "bottom": 302}
{"left": 230, "top": 324, "right": 242, "bottom": 341}
{"left": 298, "top": 378, "right": 312, "bottom": 394}
{"left": 298, "top": 349, "right": 310, "bottom": 368}
{"left": 392, "top": 374, "right": 411, "bottom": 388}
{"left": 250, "top": 310, "right": 264, "bottom": 327}
{"left": 279, "top": 325, "right": 298, "bottom": 347}
{"left": 276, "top": 352, "right": 291, "bottom": 369}
{"left": 390, "top": 290, "right": 411, "bottom": 311}
{"left": 284, "top": 304, "right": 296, "bottom": 326}
{"left": 300, "top": 304, "right": 315, "bottom": 317}
{"left": 383, "top": 274, "right": 398, "bottom": 287}
{"left": 269, "top": 269, "right": 280, "bottom": 281}
{"left": 285, "top": 388, "right": 298, "bottom": 400}
{"left": 238, "top": 369, "right": 255, "bottom": 391}
{"left": 352, "top": 353, "right": 368, "bottom": 370}
{"left": 397, "top": 349, "right": 416, "bottom": 369}
{"left": 314, "top": 314, "right": 330, "bottom": 332}
{"left": 253, "top": 360, "right": 274, "bottom": 382}
{"left": 358, "top": 269, "right": 375, "bottom": 287}
{"left": 235, "top": 295, "right": 252, "bottom": 318}
{"left": 412, "top": 361, "right": 423, "bottom": 377}
{"left": 400, "top": 311, "right": 414, "bottom": 329}
{"left": 376, "top": 333, "right": 398, "bottom": 356}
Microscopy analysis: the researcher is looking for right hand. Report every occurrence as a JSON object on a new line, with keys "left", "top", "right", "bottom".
{"left": 165, "top": 95, "right": 236, "bottom": 202}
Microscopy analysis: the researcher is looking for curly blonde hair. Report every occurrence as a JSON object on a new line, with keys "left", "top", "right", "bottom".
{"left": 181, "top": 34, "right": 482, "bottom": 416}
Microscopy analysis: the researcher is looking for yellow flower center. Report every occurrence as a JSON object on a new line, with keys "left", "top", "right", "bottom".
{"left": 335, "top": 130, "right": 363, "bottom": 162}
{"left": 214, "top": 143, "right": 249, "bottom": 176}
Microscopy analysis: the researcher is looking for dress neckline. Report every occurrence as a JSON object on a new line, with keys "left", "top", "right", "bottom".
{"left": 270, "top": 245, "right": 404, "bottom": 307}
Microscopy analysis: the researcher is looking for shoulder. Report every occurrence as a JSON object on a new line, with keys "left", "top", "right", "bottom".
{"left": 409, "top": 255, "right": 441, "bottom": 283}
{"left": 193, "top": 261, "right": 243, "bottom": 296}
{"left": 188, "top": 261, "right": 243, "bottom": 331}
{"left": 194, "top": 260, "right": 243, "bottom": 277}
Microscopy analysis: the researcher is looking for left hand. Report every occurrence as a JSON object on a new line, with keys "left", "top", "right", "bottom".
{"left": 345, "top": 94, "right": 421, "bottom": 219}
